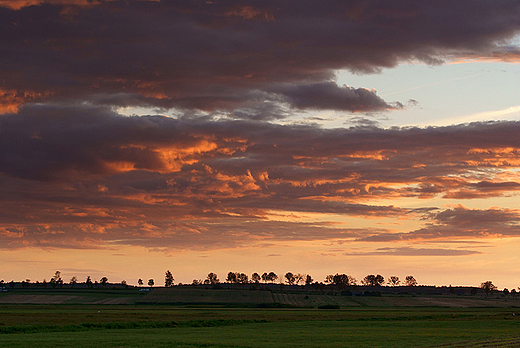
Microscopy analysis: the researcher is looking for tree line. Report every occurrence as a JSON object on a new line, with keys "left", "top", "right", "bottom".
{"left": 0, "top": 271, "right": 512, "bottom": 295}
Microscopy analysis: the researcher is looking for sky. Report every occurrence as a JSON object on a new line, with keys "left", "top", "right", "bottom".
{"left": 1, "top": 0, "right": 520, "bottom": 289}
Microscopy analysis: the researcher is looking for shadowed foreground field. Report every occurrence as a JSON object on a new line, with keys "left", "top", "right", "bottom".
{"left": 1, "top": 305, "right": 520, "bottom": 347}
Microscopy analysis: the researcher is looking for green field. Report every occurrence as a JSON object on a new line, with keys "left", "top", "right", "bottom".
{"left": 1, "top": 305, "right": 520, "bottom": 347}
{"left": 2, "top": 288, "right": 520, "bottom": 347}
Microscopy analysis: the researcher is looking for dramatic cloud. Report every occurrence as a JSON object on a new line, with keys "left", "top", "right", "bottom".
{"left": 1, "top": 0, "right": 519, "bottom": 115}
{"left": 1, "top": 105, "right": 520, "bottom": 250}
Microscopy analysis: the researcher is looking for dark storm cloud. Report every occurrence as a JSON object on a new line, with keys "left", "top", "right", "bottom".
{"left": 1, "top": 0, "right": 519, "bottom": 115}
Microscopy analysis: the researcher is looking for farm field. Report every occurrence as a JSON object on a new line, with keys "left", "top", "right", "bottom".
{"left": 1, "top": 305, "right": 520, "bottom": 347}
{"left": 4, "top": 287, "right": 520, "bottom": 308}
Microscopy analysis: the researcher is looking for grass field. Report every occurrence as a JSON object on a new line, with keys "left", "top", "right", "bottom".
{"left": 1, "top": 305, "right": 520, "bottom": 347}
{"left": 2, "top": 288, "right": 520, "bottom": 347}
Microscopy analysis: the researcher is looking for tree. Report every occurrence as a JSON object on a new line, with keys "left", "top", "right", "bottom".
{"left": 86, "top": 276, "right": 93, "bottom": 289}
{"left": 226, "top": 272, "right": 237, "bottom": 284}
{"left": 53, "top": 271, "right": 63, "bottom": 288}
{"left": 267, "top": 272, "right": 278, "bottom": 283}
{"left": 362, "top": 274, "right": 384, "bottom": 287}
{"left": 206, "top": 272, "right": 220, "bottom": 285}
{"left": 284, "top": 272, "right": 295, "bottom": 285}
{"left": 404, "top": 275, "right": 417, "bottom": 287}
{"left": 480, "top": 281, "right": 497, "bottom": 296}
{"left": 503, "top": 288, "right": 510, "bottom": 296}
{"left": 511, "top": 289, "right": 517, "bottom": 297}
{"left": 148, "top": 278, "right": 154, "bottom": 287}
{"left": 164, "top": 270, "right": 174, "bottom": 287}
{"left": 387, "top": 276, "right": 400, "bottom": 286}
{"left": 121, "top": 280, "right": 128, "bottom": 288}
{"left": 70, "top": 276, "right": 77, "bottom": 288}
{"left": 324, "top": 274, "right": 334, "bottom": 285}
{"left": 261, "top": 272, "right": 269, "bottom": 283}
{"left": 100, "top": 276, "right": 109, "bottom": 288}
{"left": 251, "top": 273, "right": 261, "bottom": 284}
{"left": 237, "top": 273, "right": 248, "bottom": 284}
{"left": 138, "top": 278, "right": 144, "bottom": 287}
{"left": 332, "top": 273, "right": 350, "bottom": 289}
{"left": 305, "top": 274, "right": 313, "bottom": 286}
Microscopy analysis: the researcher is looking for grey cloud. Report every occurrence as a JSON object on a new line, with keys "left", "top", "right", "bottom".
{"left": 1, "top": 1, "right": 519, "bottom": 114}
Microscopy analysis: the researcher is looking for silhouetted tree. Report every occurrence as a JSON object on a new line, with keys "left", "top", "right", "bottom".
{"left": 404, "top": 275, "right": 417, "bottom": 287}
{"left": 480, "top": 281, "right": 497, "bottom": 296}
{"left": 305, "top": 274, "right": 313, "bottom": 286}
{"left": 284, "top": 272, "right": 295, "bottom": 285}
{"left": 226, "top": 272, "right": 237, "bottom": 284}
{"left": 267, "top": 272, "right": 278, "bottom": 283}
{"left": 324, "top": 274, "right": 334, "bottom": 285}
{"left": 511, "top": 289, "right": 517, "bottom": 297}
{"left": 261, "top": 272, "right": 269, "bottom": 283}
{"left": 237, "top": 273, "right": 248, "bottom": 284}
{"left": 53, "top": 271, "right": 63, "bottom": 288}
{"left": 503, "top": 288, "right": 510, "bottom": 296}
{"left": 251, "top": 273, "right": 261, "bottom": 284}
{"left": 294, "top": 273, "right": 304, "bottom": 285}
{"left": 206, "top": 272, "right": 219, "bottom": 285}
{"left": 192, "top": 279, "right": 202, "bottom": 286}
{"left": 164, "top": 270, "right": 174, "bottom": 287}
{"left": 70, "top": 276, "right": 77, "bottom": 288}
{"left": 138, "top": 278, "right": 144, "bottom": 287}
{"left": 148, "top": 279, "right": 154, "bottom": 287}
{"left": 362, "top": 274, "right": 384, "bottom": 286}
{"left": 86, "top": 276, "right": 93, "bottom": 289}
{"left": 388, "top": 276, "right": 400, "bottom": 286}
{"left": 49, "top": 278, "right": 57, "bottom": 288}
{"left": 100, "top": 277, "right": 109, "bottom": 288}
{"left": 332, "top": 273, "right": 350, "bottom": 289}
{"left": 121, "top": 280, "right": 128, "bottom": 288}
